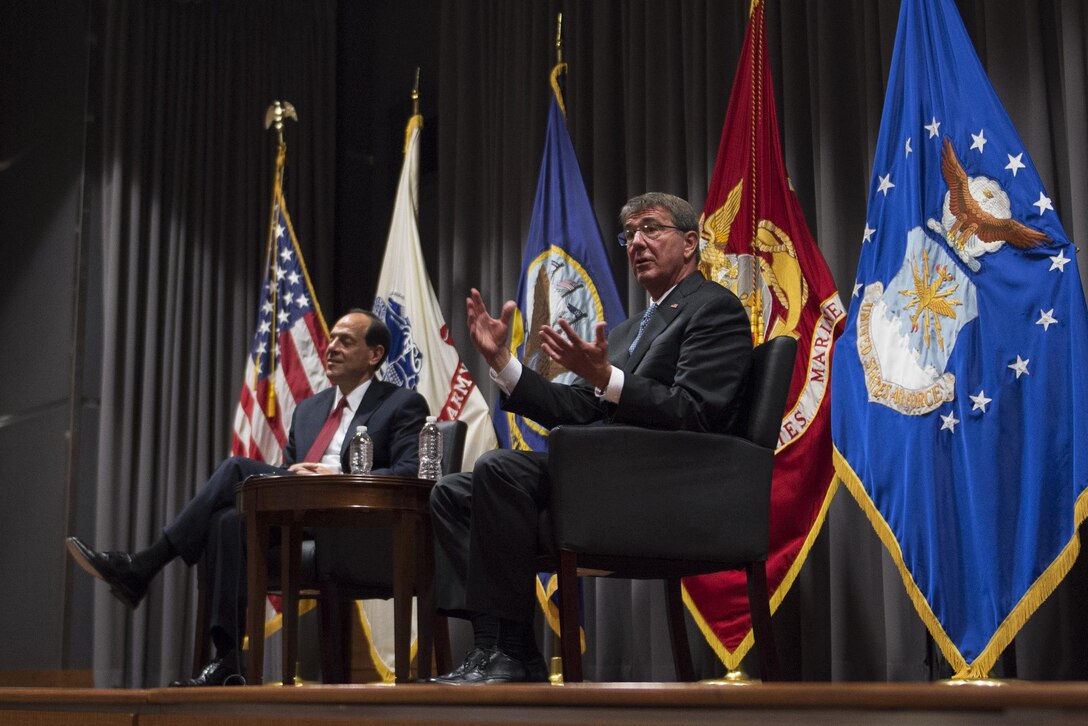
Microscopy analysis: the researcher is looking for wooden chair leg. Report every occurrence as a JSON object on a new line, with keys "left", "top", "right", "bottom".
{"left": 557, "top": 551, "right": 583, "bottom": 683}
{"left": 434, "top": 615, "right": 452, "bottom": 675}
{"left": 746, "top": 560, "right": 780, "bottom": 681}
{"left": 664, "top": 578, "right": 695, "bottom": 681}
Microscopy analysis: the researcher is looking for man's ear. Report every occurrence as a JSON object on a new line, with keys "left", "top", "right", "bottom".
{"left": 370, "top": 345, "right": 386, "bottom": 369}
{"left": 683, "top": 230, "right": 700, "bottom": 261}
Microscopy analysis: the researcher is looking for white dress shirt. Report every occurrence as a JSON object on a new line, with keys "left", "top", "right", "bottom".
{"left": 317, "top": 379, "right": 372, "bottom": 471}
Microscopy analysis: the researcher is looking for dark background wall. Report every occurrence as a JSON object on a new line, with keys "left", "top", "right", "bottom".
{"left": 0, "top": 0, "right": 100, "bottom": 679}
{"left": 0, "top": 0, "right": 440, "bottom": 679}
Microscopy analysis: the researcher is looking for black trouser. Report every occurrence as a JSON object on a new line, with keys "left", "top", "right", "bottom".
{"left": 163, "top": 456, "right": 284, "bottom": 647}
{"left": 431, "top": 449, "right": 549, "bottom": 623}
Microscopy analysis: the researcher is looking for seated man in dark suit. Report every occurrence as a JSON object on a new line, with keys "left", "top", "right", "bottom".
{"left": 66, "top": 310, "right": 428, "bottom": 686}
{"left": 430, "top": 193, "right": 753, "bottom": 683}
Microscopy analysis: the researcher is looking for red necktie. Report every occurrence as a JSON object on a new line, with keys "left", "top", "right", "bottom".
{"left": 303, "top": 396, "right": 349, "bottom": 463}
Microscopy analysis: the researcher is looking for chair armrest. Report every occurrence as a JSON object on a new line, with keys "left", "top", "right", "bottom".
{"left": 547, "top": 425, "right": 773, "bottom": 563}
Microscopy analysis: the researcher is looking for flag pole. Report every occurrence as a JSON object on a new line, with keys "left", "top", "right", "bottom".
{"left": 747, "top": 2, "right": 765, "bottom": 343}
{"left": 405, "top": 69, "right": 423, "bottom": 155}
{"left": 549, "top": 14, "right": 568, "bottom": 118}
{"left": 261, "top": 100, "right": 298, "bottom": 417}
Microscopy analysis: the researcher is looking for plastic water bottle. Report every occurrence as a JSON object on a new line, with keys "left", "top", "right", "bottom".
{"left": 349, "top": 425, "right": 373, "bottom": 474}
{"left": 417, "top": 416, "right": 443, "bottom": 480}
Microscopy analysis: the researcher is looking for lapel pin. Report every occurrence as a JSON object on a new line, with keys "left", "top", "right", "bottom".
{"left": 670, "top": 303, "right": 679, "bottom": 308}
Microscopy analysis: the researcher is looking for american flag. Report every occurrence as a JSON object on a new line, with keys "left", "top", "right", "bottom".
{"left": 231, "top": 147, "right": 329, "bottom": 465}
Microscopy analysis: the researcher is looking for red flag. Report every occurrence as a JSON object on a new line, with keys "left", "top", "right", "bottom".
{"left": 231, "top": 142, "right": 330, "bottom": 465}
{"left": 684, "top": 0, "right": 845, "bottom": 670}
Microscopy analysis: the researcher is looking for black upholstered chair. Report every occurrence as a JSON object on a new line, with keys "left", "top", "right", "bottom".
{"left": 541, "top": 335, "right": 796, "bottom": 682}
{"left": 192, "top": 418, "right": 467, "bottom": 682}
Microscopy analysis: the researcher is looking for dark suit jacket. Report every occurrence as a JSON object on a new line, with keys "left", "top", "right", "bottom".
{"left": 284, "top": 378, "right": 429, "bottom": 475}
{"left": 503, "top": 271, "right": 752, "bottom": 435}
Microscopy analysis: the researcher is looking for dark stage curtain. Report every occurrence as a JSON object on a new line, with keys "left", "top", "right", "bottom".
{"left": 89, "top": 0, "right": 1088, "bottom": 685}
{"left": 95, "top": 0, "right": 336, "bottom": 686}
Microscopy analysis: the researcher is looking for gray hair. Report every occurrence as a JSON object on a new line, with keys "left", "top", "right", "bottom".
{"left": 618, "top": 192, "right": 699, "bottom": 233}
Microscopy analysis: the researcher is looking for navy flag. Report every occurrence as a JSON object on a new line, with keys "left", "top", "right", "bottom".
{"left": 831, "top": 0, "right": 1088, "bottom": 677}
{"left": 493, "top": 67, "right": 626, "bottom": 452}
{"left": 499, "top": 63, "right": 623, "bottom": 651}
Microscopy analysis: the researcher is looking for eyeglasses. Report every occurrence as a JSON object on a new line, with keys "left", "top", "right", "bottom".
{"left": 616, "top": 222, "right": 684, "bottom": 247}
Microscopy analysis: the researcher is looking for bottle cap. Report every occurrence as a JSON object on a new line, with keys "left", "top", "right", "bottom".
{"left": 356, "top": 425, "right": 368, "bottom": 433}
{"left": 426, "top": 415, "right": 437, "bottom": 423}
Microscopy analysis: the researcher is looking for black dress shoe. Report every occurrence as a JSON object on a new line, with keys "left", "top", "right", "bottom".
{"left": 477, "top": 649, "right": 549, "bottom": 684}
{"left": 429, "top": 646, "right": 495, "bottom": 684}
{"left": 170, "top": 657, "right": 246, "bottom": 687}
{"left": 65, "top": 536, "right": 149, "bottom": 609}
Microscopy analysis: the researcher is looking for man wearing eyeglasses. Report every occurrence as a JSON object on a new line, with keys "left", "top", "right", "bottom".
{"left": 430, "top": 192, "right": 752, "bottom": 683}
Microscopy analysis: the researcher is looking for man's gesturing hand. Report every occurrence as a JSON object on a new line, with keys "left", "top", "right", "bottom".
{"left": 466, "top": 288, "right": 515, "bottom": 371}
{"left": 539, "top": 320, "right": 612, "bottom": 390}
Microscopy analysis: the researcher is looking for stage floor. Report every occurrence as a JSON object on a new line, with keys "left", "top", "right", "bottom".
{"left": 4, "top": 682, "right": 1088, "bottom": 725}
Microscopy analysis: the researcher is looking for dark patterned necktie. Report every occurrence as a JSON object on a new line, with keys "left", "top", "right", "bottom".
{"left": 628, "top": 302, "right": 658, "bottom": 354}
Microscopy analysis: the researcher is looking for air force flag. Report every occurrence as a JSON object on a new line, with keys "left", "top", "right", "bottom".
{"left": 831, "top": 0, "right": 1088, "bottom": 677}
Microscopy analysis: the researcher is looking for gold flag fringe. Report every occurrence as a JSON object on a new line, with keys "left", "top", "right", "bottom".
{"left": 682, "top": 470, "right": 840, "bottom": 671}
{"left": 833, "top": 444, "right": 1088, "bottom": 678}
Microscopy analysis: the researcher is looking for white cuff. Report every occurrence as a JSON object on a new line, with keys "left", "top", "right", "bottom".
{"left": 489, "top": 356, "right": 523, "bottom": 396}
{"left": 595, "top": 365, "right": 624, "bottom": 403}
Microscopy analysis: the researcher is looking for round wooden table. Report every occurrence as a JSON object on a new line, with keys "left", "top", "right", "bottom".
{"left": 235, "top": 473, "right": 440, "bottom": 684}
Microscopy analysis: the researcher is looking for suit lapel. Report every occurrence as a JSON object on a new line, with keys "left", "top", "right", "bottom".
{"left": 337, "top": 379, "right": 392, "bottom": 460}
{"left": 623, "top": 272, "right": 703, "bottom": 371}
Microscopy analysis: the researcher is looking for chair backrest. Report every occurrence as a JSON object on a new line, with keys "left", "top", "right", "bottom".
{"left": 744, "top": 336, "right": 798, "bottom": 449}
{"left": 436, "top": 419, "right": 468, "bottom": 475}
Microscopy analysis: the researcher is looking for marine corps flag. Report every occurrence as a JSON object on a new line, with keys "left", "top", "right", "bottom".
{"left": 374, "top": 113, "right": 499, "bottom": 470}
{"left": 684, "top": 0, "right": 845, "bottom": 670}
{"left": 832, "top": 0, "right": 1088, "bottom": 677}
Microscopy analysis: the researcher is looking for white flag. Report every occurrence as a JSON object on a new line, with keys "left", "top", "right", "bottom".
{"left": 373, "top": 115, "right": 498, "bottom": 472}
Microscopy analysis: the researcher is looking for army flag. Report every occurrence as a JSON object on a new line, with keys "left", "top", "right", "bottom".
{"left": 231, "top": 142, "right": 330, "bottom": 465}
{"left": 683, "top": 0, "right": 845, "bottom": 670}
{"left": 373, "top": 113, "right": 499, "bottom": 471}
{"left": 831, "top": 0, "right": 1088, "bottom": 677}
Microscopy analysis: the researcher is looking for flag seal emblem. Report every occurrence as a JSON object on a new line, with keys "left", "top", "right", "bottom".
{"left": 857, "top": 228, "right": 977, "bottom": 416}
{"left": 374, "top": 292, "right": 423, "bottom": 389}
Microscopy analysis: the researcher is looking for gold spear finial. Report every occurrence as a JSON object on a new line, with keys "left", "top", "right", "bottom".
{"left": 555, "top": 13, "right": 563, "bottom": 66}
{"left": 550, "top": 14, "right": 569, "bottom": 118}
{"left": 411, "top": 67, "right": 421, "bottom": 116}
{"left": 263, "top": 100, "right": 298, "bottom": 146}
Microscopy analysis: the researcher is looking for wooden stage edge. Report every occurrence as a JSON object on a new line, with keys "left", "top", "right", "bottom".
{"left": 4, "top": 682, "right": 1088, "bottom": 725}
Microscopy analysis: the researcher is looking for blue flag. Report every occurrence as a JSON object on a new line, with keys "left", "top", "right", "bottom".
{"left": 493, "top": 81, "right": 626, "bottom": 452}
{"left": 499, "top": 69, "right": 625, "bottom": 655}
{"left": 831, "top": 0, "right": 1088, "bottom": 677}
